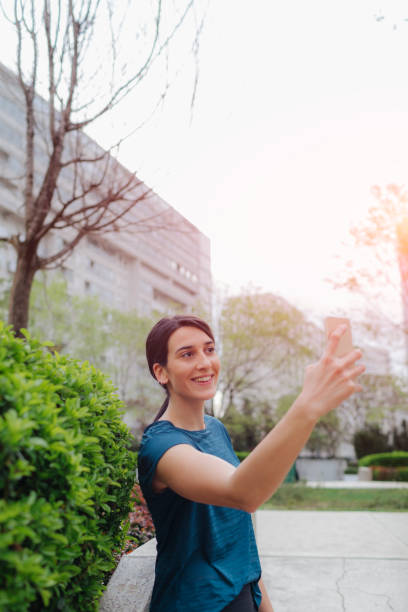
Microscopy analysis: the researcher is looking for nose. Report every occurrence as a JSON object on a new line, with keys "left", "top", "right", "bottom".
{"left": 197, "top": 350, "right": 211, "bottom": 369}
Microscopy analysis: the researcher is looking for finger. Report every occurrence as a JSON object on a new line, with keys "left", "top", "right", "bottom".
{"left": 324, "top": 324, "right": 347, "bottom": 358}
{"left": 346, "top": 363, "right": 366, "bottom": 380}
{"left": 344, "top": 379, "right": 363, "bottom": 397}
{"left": 340, "top": 349, "right": 363, "bottom": 368}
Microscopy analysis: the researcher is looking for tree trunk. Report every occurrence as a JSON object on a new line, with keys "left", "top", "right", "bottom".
{"left": 8, "top": 244, "right": 38, "bottom": 336}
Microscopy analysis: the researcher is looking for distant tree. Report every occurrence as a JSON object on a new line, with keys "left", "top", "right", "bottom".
{"left": 341, "top": 371, "right": 408, "bottom": 436}
{"left": 217, "top": 291, "right": 320, "bottom": 416}
{"left": 125, "top": 379, "right": 164, "bottom": 443}
{"left": 221, "top": 399, "right": 276, "bottom": 452}
{"left": 330, "top": 184, "right": 408, "bottom": 354}
{"left": 275, "top": 392, "right": 344, "bottom": 457}
{"left": 353, "top": 424, "right": 391, "bottom": 459}
{"left": 274, "top": 393, "right": 300, "bottom": 421}
{"left": 392, "top": 419, "right": 408, "bottom": 451}
{"left": 0, "top": 0, "right": 205, "bottom": 334}
{"left": 23, "top": 273, "right": 162, "bottom": 437}
{"left": 71, "top": 294, "right": 112, "bottom": 368}
{"left": 0, "top": 277, "right": 10, "bottom": 322}
{"left": 28, "top": 274, "right": 111, "bottom": 367}
{"left": 28, "top": 274, "right": 71, "bottom": 351}
{"left": 305, "top": 412, "right": 342, "bottom": 458}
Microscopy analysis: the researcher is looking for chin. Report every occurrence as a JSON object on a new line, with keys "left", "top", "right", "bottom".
{"left": 191, "top": 388, "right": 217, "bottom": 402}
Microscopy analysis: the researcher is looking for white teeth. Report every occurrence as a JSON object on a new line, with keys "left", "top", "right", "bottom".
{"left": 194, "top": 376, "right": 212, "bottom": 382}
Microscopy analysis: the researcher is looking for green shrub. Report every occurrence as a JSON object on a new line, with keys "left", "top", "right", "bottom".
{"left": 344, "top": 466, "right": 358, "bottom": 475}
{"left": 359, "top": 451, "right": 408, "bottom": 468}
{"left": 395, "top": 467, "right": 408, "bottom": 482}
{"left": 372, "top": 466, "right": 408, "bottom": 482}
{"left": 235, "top": 451, "right": 250, "bottom": 462}
{"left": 0, "top": 323, "right": 137, "bottom": 611}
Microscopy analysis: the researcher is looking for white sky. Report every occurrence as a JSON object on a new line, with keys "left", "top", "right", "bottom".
{"left": 2, "top": 0, "right": 408, "bottom": 319}
{"left": 108, "top": 0, "right": 408, "bottom": 317}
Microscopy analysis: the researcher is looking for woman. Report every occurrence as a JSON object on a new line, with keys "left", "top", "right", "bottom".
{"left": 138, "top": 314, "right": 364, "bottom": 611}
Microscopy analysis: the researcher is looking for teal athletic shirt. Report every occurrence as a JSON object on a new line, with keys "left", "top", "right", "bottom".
{"left": 138, "top": 414, "right": 262, "bottom": 611}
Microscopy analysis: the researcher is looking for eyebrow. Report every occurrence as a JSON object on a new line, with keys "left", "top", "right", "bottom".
{"left": 175, "top": 341, "right": 214, "bottom": 354}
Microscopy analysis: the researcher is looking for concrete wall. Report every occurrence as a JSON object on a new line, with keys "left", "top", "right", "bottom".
{"left": 296, "top": 458, "right": 347, "bottom": 481}
{"left": 99, "top": 538, "right": 156, "bottom": 612}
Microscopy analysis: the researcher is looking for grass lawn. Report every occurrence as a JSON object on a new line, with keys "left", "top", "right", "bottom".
{"left": 261, "top": 484, "right": 408, "bottom": 512}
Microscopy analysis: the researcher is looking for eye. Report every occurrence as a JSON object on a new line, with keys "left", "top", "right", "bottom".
{"left": 181, "top": 351, "right": 193, "bottom": 358}
{"left": 206, "top": 346, "right": 216, "bottom": 354}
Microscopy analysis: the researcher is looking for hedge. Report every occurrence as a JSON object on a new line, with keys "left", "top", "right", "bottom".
{"left": 372, "top": 467, "right": 408, "bottom": 482}
{"left": 358, "top": 451, "right": 408, "bottom": 468}
{"left": 0, "top": 323, "right": 137, "bottom": 611}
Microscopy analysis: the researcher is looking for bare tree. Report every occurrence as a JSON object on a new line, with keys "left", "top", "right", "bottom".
{"left": 0, "top": 0, "right": 205, "bottom": 334}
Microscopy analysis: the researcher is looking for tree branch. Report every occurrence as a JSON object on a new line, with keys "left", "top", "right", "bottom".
{"left": 67, "top": 0, "right": 197, "bottom": 131}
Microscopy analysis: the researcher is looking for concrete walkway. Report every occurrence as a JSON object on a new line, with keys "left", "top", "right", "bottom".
{"left": 257, "top": 510, "right": 408, "bottom": 612}
{"left": 306, "top": 480, "right": 408, "bottom": 489}
{"left": 100, "top": 481, "right": 408, "bottom": 612}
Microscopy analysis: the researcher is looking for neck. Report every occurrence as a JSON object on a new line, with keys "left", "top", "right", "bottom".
{"left": 162, "top": 396, "right": 206, "bottom": 431}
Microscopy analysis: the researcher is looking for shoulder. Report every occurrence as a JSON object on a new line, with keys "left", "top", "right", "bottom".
{"left": 204, "top": 415, "right": 234, "bottom": 450}
{"left": 205, "top": 414, "right": 230, "bottom": 436}
{"left": 138, "top": 421, "right": 197, "bottom": 473}
{"left": 138, "top": 421, "right": 194, "bottom": 494}
{"left": 140, "top": 420, "right": 192, "bottom": 457}
{"left": 204, "top": 414, "right": 224, "bottom": 429}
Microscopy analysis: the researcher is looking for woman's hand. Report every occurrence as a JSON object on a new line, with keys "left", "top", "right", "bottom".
{"left": 298, "top": 323, "right": 365, "bottom": 422}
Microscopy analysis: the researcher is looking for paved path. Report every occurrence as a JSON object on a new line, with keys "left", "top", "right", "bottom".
{"left": 306, "top": 480, "right": 408, "bottom": 489}
{"left": 256, "top": 510, "right": 408, "bottom": 612}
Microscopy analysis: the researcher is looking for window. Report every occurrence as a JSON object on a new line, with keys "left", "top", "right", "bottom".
{"left": 87, "top": 258, "right": 114, "bottom": 282}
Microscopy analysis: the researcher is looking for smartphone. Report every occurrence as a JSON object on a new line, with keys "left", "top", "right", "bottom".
{"left": 324, "top": 316, "right": 353, "bottom": 358}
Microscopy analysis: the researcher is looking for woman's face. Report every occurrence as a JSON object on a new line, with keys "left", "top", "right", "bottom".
{"left": 155, "top": 325, "right": 220, "bottom": 403}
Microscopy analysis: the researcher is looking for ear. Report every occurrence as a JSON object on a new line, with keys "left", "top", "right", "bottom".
{"left": 153, "top": 362, "right": 168, "bottom": 385}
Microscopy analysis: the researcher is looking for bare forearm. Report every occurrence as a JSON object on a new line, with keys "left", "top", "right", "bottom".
{"left": 258, "top": 577, "right": 274, "bottom": 612}
{"left": 230, "top": 396, "right": 316, "bottom": 512}
{"left": 229, "top": 336, "right": 365, "bottom": 512}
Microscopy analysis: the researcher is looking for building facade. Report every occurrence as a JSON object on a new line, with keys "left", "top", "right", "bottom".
{"left": 0, "top": 63, "right": 211, "bottom": 316}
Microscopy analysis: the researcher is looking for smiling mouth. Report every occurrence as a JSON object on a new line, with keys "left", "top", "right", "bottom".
{"left": 192, "top": 375, "right": 214, "bottom": 384}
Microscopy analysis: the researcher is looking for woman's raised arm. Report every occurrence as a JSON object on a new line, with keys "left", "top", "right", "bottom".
{"left": 154, "top": 324, "right": 364, "bottom": 512}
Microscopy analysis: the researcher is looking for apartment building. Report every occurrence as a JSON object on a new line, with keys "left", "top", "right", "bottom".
{"left": 0, "top": 63, "right": 211, "bottom": 316}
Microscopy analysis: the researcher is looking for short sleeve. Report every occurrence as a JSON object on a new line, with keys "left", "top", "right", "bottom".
{"left": 138, "top": 424, "right": 193, "bottom": 498}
